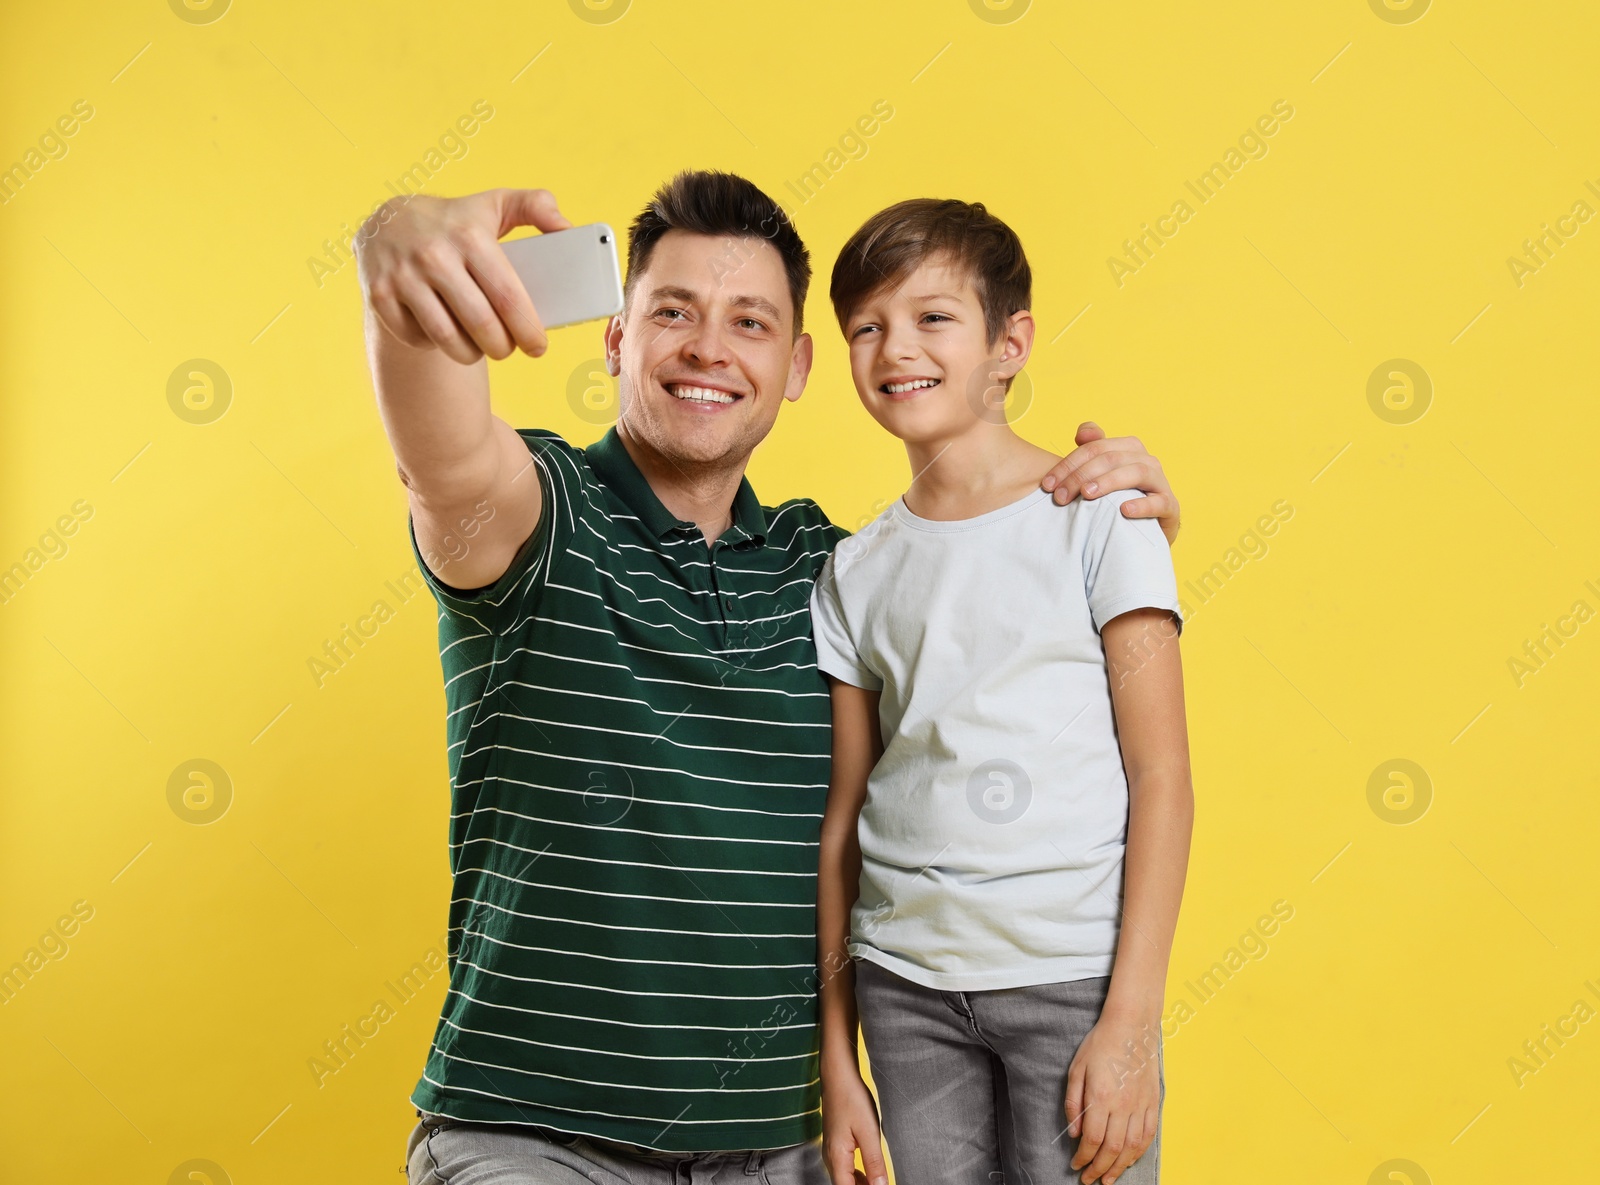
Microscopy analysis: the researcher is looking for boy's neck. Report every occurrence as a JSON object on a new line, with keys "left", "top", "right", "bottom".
{"left": 901, "top": 422, "right": 1058, "bottom": 521}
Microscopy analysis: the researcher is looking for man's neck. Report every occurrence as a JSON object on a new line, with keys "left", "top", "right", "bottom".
{"left": 615, "top": 420, "right": 748, "bottom": 546}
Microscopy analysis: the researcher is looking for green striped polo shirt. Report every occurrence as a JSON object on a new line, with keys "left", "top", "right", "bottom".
{"left": 406, "top": 425, "right": 846, "bottom": 1152}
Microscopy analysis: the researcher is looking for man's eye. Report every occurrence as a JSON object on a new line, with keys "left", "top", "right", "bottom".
{"left": 737, "top": 318, "right": 765, "bottom": 331}
{"left": 655, "top": 308, "right": 686, "bottom": 321}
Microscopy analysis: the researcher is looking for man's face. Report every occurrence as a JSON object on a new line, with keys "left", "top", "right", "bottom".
{"left": 605, "top": 231, "right": 812, "bottom": 470}
{"left": 842, "top": 257, "right": 1018, "bottom": 447}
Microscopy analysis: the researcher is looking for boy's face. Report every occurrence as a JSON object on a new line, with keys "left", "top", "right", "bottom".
{"left": 841, "top": 257, "right": 1020, "bottom": 446}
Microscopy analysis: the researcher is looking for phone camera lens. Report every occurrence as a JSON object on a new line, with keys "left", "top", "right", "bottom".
{"left": 600, "top": 234, "right": 610, "bottom": 243}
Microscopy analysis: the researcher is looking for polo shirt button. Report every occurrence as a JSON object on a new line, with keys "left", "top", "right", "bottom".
{"left": 723, "top": 596, "right": 734, "bottom": 611}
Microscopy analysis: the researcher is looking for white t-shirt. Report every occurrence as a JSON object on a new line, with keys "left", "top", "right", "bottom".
{"left": 810, "top": 487, "right": 1182, "bottom": 991}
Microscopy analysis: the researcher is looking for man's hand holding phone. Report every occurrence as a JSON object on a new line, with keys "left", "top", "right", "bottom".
{"left": 356, "top": 188, "right": 581, "bottom": 594}
{"left": 355, "top": 187, "right": 572, "bottom": 364}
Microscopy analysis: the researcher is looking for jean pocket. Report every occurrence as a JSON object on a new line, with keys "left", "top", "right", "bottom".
{"left": 539, "top": 1125, "right": 585, "bottom": 1149}
{"left": 754, "top": 1139, "right": 826, "bottom": 1185}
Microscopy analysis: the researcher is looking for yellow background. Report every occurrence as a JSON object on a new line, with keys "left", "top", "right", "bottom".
{"left": 3, "top": 0, "right": 1597, "bottom": 1180}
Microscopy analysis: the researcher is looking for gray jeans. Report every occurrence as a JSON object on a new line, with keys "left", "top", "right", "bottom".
{"left": 405, "top": 1111, "right": 829, "bottom": 1184}
{"left": 855, "top": 959, "right": 1163, "bottom": 1184}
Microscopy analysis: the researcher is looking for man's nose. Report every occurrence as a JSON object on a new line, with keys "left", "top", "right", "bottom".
{"left": 682, "top": 317, "right": 733, "bottom": 367}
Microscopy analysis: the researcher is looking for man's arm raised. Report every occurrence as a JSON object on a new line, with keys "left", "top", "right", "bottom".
{"left": 356, "top": 187, "right": 571, "bottom": 590}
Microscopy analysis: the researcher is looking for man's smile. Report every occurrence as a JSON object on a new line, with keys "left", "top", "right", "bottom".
{"left": 665, "top": 380, "right": 746, "bottom": 409}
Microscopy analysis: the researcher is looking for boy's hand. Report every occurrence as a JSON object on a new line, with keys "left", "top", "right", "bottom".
{"left": 1041, "top": 423, "right": 1181, "bottom": 545}
{"left": 822, "top": 1069, "right": 889, "bottom": 1185}
{"left": 1065, "top": 1012, "right": 1161, "bottom": 1184}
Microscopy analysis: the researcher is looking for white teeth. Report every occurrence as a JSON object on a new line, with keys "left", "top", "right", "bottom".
{"left": 885, "top": 379, "right": 940, "bottom": 394}
{"left": 670, "top": 385, "right": 737, "bottom": 404}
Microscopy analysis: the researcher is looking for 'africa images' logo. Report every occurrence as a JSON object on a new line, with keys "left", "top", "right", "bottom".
{"left": 168, "top": 0, "right": 230, "bottom": 24}
{"left": 1366, "top": 359, "right": 1431, "bottom": 425}
{"left": 1368, "top": 0, "right": 1429, "bottom": 24}
{"left": 569, "top": 0, "right": 630, "bottom": 24}
{"left": 969, "top": 0, "right": 1030, "bottom": 23}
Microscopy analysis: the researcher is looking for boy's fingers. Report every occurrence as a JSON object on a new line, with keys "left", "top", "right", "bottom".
{"left": 823, "top": 1142, "right": 855, "bottom": 1185}
{"left": 1064, "top": 1058, "right": 1087, "bottom": 1137}
{"left": 1102, "top": 1110, "right": 1152, "bottom": 1184}
{"left": 1080, "top": 1111, "right": 1133, "bottom": 1184}
{"left": 1070, "top": 1089, "right": 1109, "bottom": 1169}
{"left": 859, "top": 1126, "right": 890, "bottom": 1185}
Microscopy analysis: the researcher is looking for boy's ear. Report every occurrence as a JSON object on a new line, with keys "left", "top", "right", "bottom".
{"left": 993, "top": 309, "right": 1036, "bottom": 381}
{"left": 783, "top": 332, "right": 814, "bottom": 404}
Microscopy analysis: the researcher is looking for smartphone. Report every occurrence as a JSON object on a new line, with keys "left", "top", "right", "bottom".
{"left": 500, "top": 223, "right": 624, "bottom": 331}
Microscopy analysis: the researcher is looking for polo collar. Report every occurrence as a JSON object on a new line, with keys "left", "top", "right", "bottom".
{"left": 585, "top": 426, "right": 768, "bottom": 547}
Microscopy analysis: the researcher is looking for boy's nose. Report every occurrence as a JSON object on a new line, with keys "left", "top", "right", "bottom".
{"left": 881, "top": 321, "right": 920, "bottom": 359}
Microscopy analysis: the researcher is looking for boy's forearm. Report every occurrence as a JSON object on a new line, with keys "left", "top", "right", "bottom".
{"left": 814, "top": 678, "right": 881, "bottom": 1081}
{"left": 818, "top": 954, "right": 862, "bottom": 1076}
{"left": 816, "top": 826, "right": 864, "bottom": 1074}
{"left": 1102, "top": 769, "right": 1193, "bottom": 1021}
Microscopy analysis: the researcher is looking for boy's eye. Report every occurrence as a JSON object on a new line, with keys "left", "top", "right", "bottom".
{"left": 850, "top": 324, "right": 880, "bottom": 338}
{"left": 921, "top": 313, "right": 950, "bottom": 324}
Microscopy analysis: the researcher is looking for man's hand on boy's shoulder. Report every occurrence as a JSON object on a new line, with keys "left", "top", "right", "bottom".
{"left": 1041, "top": 422, "right": 1181, "bottom": 545}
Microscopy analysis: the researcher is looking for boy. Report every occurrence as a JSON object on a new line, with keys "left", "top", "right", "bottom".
{"left": 812, "top": 199, "right": 1193, "bottom": 1185}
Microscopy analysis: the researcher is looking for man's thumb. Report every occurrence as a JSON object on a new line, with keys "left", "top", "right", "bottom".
{"left": 498, "top": 187, "right": 572, "bottom": 236}
{"left": 1075, "top": 420, "right": 1105, "bottom": 446}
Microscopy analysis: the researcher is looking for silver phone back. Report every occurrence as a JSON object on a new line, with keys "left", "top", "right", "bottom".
{"left": 500, "top": 223, "right": 624, "bottom": 330}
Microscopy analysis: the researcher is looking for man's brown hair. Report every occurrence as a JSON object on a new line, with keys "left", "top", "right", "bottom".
{"left": 626, "top": 170, "right": 812, "bottom": 333}
{"left": 829, "top": 198, "right": 1032, "bottom": 345}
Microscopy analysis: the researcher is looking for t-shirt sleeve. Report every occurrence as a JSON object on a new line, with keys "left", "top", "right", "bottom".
{"left": 1081, "top": 489, "right": 1184, "bottom": 636}
{"left": 407, "top": 430, "right": 578, "bottom": 635}
{"left": 809, "top": 553, "right": 883, "bottom": 690}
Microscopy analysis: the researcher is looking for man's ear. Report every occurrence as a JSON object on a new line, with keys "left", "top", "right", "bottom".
{"left": 783, "top": 332, "right": 814, "bottom": 404}
{"left": 603, "top": 313, "right": 623, "bottom": 377}
{"left": 993, "top": 309, "right": 1036, "bottom": 382}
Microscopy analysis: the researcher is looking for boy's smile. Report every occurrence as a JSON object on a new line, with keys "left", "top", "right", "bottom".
{"left": 879, "top": 376, "right": 942, "bottom": 398}
{"left": 844, "top": 258, "right": 1024, "bottom": 445}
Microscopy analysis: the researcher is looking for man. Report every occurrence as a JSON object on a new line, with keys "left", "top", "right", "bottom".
{"left": 355, "top": 171, "right": 1182, "bottom": 1184}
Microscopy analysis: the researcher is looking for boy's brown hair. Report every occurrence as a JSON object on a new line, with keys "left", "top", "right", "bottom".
{"left": 829, "top": 198, "right": 1032, "bottom": 345}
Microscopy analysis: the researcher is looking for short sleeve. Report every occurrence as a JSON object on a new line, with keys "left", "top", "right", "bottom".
{"left": 809, "top": 553, "right": 883, "bottom": 690}
{"left": 1081, "top": 490, "right": 1183, "bottom": 636}
{"left": 407, "top": 430, "right": 578, "bottom": 635}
